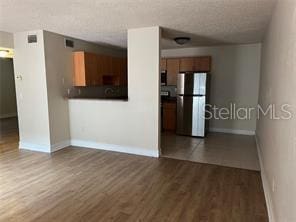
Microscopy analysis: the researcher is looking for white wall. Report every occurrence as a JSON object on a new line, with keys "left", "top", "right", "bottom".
{"left": 162, "top": 44, "right": 261, "bottom": 134}
{"left": 13, "top": 30, "right": 51, "bottom": 152}
{"left": 69, "top": 26, "right": 161, "bottom": 157}
{"left": 13, "top": 30, "right": 126, "bottom": 152}
{"left": 0, "top": 31, "right": 13, "bottom": 48}
{"left": 43, "top": 31, "right": 126, "bottom": 149}
{"left": 14, "top": 27, "right": 160, "bottom": 156}
{"left": 256, "top": 0, "right": 296, "bottom": 221}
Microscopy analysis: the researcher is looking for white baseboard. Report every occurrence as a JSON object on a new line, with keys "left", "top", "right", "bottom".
{"left": 209, "top": 127, "right": 255, "bottom": 135}
{"left": 255, "top": 135, "right": 275, "bottom": 222}
{"left": 51, "top": 140, "right": 71, "bottom": 152}
{"left": 19, "top": 141, "right": 51, "bottom": 153}
{"left": 19, "top": 140, "right": 71, "bottom": 153}
{"left": 0, "top": 112, "right": 17, "bottom": 119}
{"left": 19, "top": 139, "right": 159, "bottom": 158}
{"left": 71, "top": 139, "right": 159, "bottom": 158}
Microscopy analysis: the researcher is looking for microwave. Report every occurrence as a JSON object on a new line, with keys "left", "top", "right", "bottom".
{"left": 161, "top": 71, "right": 167, "bottom": 86}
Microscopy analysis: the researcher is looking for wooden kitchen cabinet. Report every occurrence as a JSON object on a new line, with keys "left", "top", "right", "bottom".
{"left": 120, "top": 57, "right": 128, "bottom": 85}
{"left": 179, "top": 56, "right": 211, "bottom": 72}
{"left": 161, "top": 56, "right": 211, "bottom": 86}
{"left": 73, "top": 52, "right": 98, "bottom": 86}
{"left": 163, "top": 101, "right": 177, "bottom": 131}
{"left": 160, "top": 58, "right": 167, "bottom": 72}
{"left": 194, "top": 56, "right": 211, "bottom": 72}
{"left": 166, "top": 58, "right": 179, "bottom": 85}
{"left": 179, "top": 57, "right": 195, "bottom": 72}
{"left": 73, "top": 51, "right": 127, "bottom": 87}
{"left": 111, "top": 57, "right": 127, "bottom": 86}
{"left": 99, "top": 55, "right": 113, "bottom": 76}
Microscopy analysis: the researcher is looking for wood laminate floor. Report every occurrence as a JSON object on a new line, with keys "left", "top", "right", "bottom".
{"left": 0, "top": 129, "right": 268, "bottom": 222}
{"left": 0, "top": 117, "right": 19, "bottom": 153}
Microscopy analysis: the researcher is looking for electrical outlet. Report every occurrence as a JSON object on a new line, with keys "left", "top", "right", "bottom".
{"left": 61, "top": 77, "right": 65, "bottom": 85}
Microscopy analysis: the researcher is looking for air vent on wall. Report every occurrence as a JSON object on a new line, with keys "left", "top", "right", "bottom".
{"left": 65, "top": 39, "right": 74, "bottom": 48}
{"left": 28, "top": 35, "right": 37, "bottom": 43}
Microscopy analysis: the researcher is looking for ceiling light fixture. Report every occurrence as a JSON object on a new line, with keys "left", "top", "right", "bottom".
{"left": 0, "top": 50, "right": 9, "bottom": 58}
{"left": 174, "top": 37, "right": 191, "bottom": 45}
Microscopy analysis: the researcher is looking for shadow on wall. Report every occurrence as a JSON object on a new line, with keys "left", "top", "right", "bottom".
{"left": 211, "top": 49, "right": 237, "bottom": 130}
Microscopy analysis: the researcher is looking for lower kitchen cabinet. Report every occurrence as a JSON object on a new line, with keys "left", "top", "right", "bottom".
{"left": 163, "top": 101, "right": 177, "bottom": 131}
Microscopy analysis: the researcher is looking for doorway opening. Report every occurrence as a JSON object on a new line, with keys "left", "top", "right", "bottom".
{"left": 159, "top": 57, "right": 260, "bottom": 171}
{"left": 0, "top": 47, "right": 19, "bottom": 153}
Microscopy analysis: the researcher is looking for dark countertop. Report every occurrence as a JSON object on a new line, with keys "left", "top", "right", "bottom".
{"left": 68, "top": 96, "right": 175, "bottom": 102}
{"left": 67, "top": 96, "right": 128, "bottom": 101}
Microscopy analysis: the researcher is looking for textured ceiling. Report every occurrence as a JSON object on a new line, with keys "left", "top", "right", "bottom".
{"left": 0, "top": 0, "right": 276, "bottom": 49}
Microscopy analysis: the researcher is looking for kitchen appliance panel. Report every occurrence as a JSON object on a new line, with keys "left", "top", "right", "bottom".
{"left": 177, "top": 73, "right": 207, "bottom": 95}
{"left": 198, "top": 73, "right": 207, "bottom": 95}
{"left": 177, "top": 95, "right": 206, "bottom": 137}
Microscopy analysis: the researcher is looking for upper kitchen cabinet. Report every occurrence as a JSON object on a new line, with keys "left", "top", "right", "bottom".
{"left": 179, "top": 56, "right": 211, "bottom": 72}
{"left": 166, "top": 58, "right": 179, "bottom": 85}
{"left": 160, "top": 58, "right": 167, "bottom": 72}
{"left": 120, "top": 57, "right": 128, "bottom": 85}
{"left": 73, "top": 52, "right": 98, "bottom": 86}
{"left": 111, "top": 57, "right": 127, "bottom": 86}
{"left": 73, "top": 51, "right": 127, "bottom": 87}
{"left": 179, "top": 57, "right": 195, "bottom": 72}
{"left": 194, "top": 56, "right": 211, "bottom": 72}
{"left": 161, "top": 56, "right": 211, "bottom": 86}
{"left": 98, "top": 55, "right": 113, "bottom": 76}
